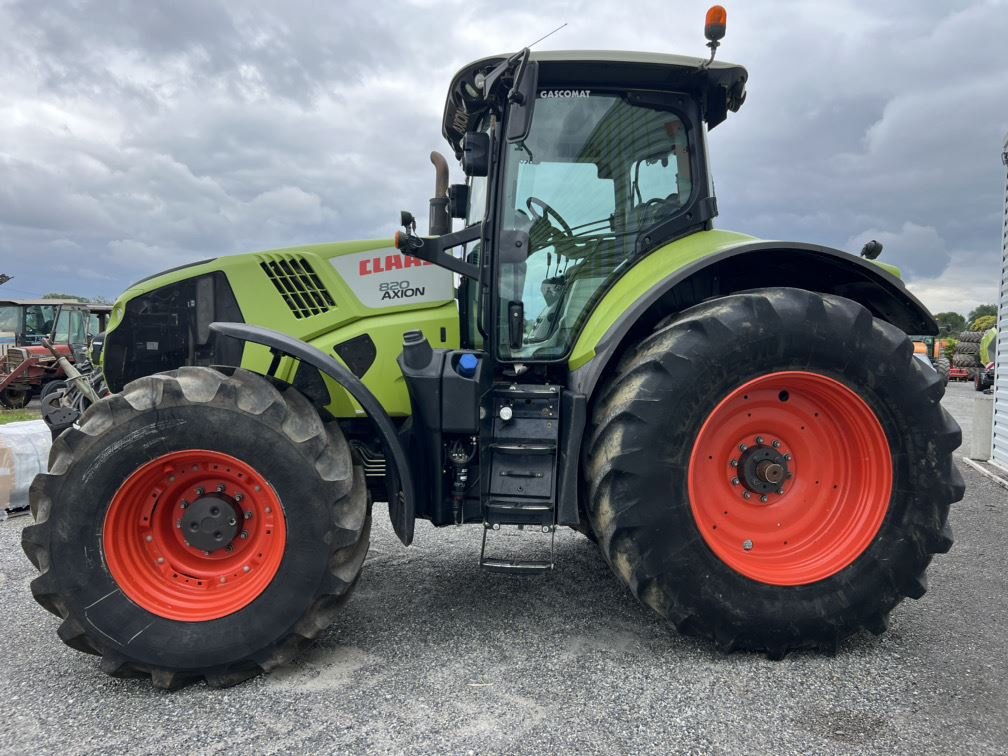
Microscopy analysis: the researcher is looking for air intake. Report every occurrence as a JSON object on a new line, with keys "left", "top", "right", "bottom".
{"left": 259, "top": 255, "right": 336, "bottom": 319}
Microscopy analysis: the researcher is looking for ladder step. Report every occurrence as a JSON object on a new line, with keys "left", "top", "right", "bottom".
{"left": 480, "top": 557, "right": 553, "bottom": 575}
{"left": 480, "top": 524, "right": 556, "bottom": 573}
{"left": 488, "top": 442, "right": 556, "bottom": 454}
{"left": 485, "top": 500, "right": 555, "bottom": 526}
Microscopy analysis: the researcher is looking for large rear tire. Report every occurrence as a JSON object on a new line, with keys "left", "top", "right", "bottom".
{"left": 22, "top": 367, "right": 370, "bottom": 689}
{"left": 585, "top": 288, "right": 963, "bottom": 656}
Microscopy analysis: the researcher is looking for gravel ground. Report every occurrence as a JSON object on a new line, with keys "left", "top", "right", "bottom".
{"left": 0, "top": 381, "right": 1005, "bottom": 754}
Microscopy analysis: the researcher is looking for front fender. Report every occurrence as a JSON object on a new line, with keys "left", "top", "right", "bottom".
{"left": 210, "top": 322, "right": 416, "bottom": 546}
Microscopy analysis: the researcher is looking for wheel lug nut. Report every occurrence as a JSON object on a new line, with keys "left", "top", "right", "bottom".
{"left": 739, "top": 444, "right": 748, "bottom": 452}
{"left": 176, "top": 519, "right": 183, "bottom": 529}
{"left": 743, "top": 491, "right": 751, "bottom": 500}
{"left": 743, "top": 539, "right": 753, "bottom": 551}
{"left": 760, "top": 495, "right": 768, "bottom": 503}
{"left": 195, "top": 487, "right": 205, "bottom": 496}
{"left": 180, "top": 500, "right": 189, "bottom": 509}
{"left": 772, "top": 440, "right": 781, "bottom": 448}
{"left": 225, "top": 544, "right": 234, "bottom": 552}
{"left": 244, "top": 511, "right": 253, "bottom": 520}
{"left": 243, "top": 565, "right": 251, "bottom": 573}
{"left": 777, "top": 488, "right": 785, "bottom": 495}
{"left": 235, "top": 494, "right": 244, "bottom": 503}
{"left": 203, "top": 550, "right": 211, "bottom": 556}
{"left": 217, "top": 484, "right": 226, "bottom": 493}
{"left": 240, "top": 531, "right": 249, "bottom": 539}
{"left": 755, "top": 436, "right": 764, "bottom": 445}
{"left": 784, "top": 454, "right": 792, "bottom": 461}
{"left": 731, "top": 478, "right": 740, "bottom": 486}
{"left": 730, "top": 459, "right": 738, "bottom": 468}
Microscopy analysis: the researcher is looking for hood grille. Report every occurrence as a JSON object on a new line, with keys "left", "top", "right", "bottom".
{"left": 259, "top": 255, "right": 335, "bottom": 319}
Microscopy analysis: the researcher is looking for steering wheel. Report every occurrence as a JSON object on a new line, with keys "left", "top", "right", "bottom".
{"left": 526, "top": 196, "right": 574, "bottom": 239}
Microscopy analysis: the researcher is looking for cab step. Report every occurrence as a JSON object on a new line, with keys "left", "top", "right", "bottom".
{"left": 479, "top": 523, "right": 555, "bottom": 574}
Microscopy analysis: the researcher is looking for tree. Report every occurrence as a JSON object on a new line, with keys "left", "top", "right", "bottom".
{"left": 934, "top": 311, "right": 966, "bottom": 337}
{"left": 967, "top": 304, "right": 997, "bottom": 323}
{"left": 971, "top": 315, "right": 997, "bottom": 332}
{"left": 41, "top": 292, "right": 112, "bottom": 304}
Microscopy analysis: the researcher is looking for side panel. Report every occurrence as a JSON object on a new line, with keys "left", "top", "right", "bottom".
{"left": 105, "top": 239, "right": 460, "bottom": 417}
{"left": 240, "top": 303, "right": 460, "bottom": 417}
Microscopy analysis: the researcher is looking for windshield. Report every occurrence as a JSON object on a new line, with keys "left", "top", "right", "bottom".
{"left": 497, "top": 90, "right": 693, "bottom": 360}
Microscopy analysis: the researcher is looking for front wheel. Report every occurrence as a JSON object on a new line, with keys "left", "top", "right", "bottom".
{"left": 585, "top": 288, "right": 964, "bottom": 655}
{"left": 23, "top": 367, "right": 370, "bottom": 688}
{"left": 1, "top": 387, "right": 29, "bottom": 409}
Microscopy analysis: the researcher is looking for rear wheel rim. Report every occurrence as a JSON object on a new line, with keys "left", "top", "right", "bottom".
{"left": 688, "top": 371, "right": 893, "bottom": 586}
{"left": 103, "top": 450, "right": 287, "bottom": 621}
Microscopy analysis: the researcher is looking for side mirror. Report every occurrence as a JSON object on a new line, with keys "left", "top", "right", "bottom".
{"left": 448, "top": 184, "right": 469, "bottom": 220}
{"left": 506, "top": 60, "right": 539, "bottom": 144}
{"left": 461, "top": 132, "right": 490, "bottom": 177}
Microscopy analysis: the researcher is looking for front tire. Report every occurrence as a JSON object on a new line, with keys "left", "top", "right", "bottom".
{"left": 585, "top": 288, "right": 963, "bottom": 655}
{"left": 22, "top": 367, "right": 370, "bottom": 688}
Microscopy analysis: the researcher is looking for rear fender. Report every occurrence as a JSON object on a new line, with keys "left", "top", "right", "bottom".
{"left": 210, "top": 322, "right": 415, "bottom": 546}
{"left": 570, "top": 241, "right": 938, "bottom": 397}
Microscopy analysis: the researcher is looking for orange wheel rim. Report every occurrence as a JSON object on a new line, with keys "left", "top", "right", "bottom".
{"left": 103, "top": 450, "right": 287, "bottom": 621}
{"left": 687, "top": 371, "right": 892, "bottom": 586}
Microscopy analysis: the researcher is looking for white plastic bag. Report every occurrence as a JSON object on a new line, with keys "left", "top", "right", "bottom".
{"left": 0, "top": 420, "right": 51, "bottom": 517}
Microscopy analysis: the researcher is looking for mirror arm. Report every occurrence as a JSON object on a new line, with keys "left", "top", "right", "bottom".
{"left": 397, "top": 223, "right": 483, "bottom": 280}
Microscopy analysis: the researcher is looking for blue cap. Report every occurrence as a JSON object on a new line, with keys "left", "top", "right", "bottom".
{"left": 458, "top": 353, "right": 479, "bottom": 378}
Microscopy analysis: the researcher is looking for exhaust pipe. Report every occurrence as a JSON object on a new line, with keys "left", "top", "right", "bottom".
{"left": 429, "top": 151, "right": 451, "bottom": 236}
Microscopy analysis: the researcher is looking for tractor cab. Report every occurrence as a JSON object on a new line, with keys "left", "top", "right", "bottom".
{"left": 400, "top": 51, "right": 746, "bottom": 369}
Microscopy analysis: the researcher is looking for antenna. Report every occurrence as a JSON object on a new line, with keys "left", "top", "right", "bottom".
{"left": 525, "top": 22, "right": 567, "bottom": 49}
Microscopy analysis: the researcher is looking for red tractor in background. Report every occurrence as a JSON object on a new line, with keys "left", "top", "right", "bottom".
{"left": 0, "top": 300, "right": 111, "bottom": 409}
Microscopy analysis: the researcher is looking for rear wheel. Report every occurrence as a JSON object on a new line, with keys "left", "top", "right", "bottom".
{"left": 585, "top": 288, "right": 963, "bottom": 655}
{"left": 22, "top": 367, "right": 370, "bottom": 688}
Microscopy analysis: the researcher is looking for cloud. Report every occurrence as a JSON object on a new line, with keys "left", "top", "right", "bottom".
{"left": 0, "top": 0, "right": 1004, "bottom": 323}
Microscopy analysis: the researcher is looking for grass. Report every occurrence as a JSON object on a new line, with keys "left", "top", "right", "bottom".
{"left": 0, "top": 408, "right": 40, "bottom": 425}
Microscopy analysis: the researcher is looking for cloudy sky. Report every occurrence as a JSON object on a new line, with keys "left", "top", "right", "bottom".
{"left": 0, "top": 0, "right": 1005, "bottom": 316}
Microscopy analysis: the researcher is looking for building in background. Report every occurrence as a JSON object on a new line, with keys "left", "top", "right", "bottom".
{"left": 991, "top": 134, "right": 1008, "bottom": 472}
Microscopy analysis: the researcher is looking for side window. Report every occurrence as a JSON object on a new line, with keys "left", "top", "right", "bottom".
{"left": 69, "top": 310, "right": 87, "bottom": 346}
{"left": 52, "top": 309, "right": 70, "bottom": 343}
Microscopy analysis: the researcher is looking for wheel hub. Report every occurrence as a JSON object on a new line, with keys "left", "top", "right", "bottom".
{"left": 736, "top": 441, "right": 792, "bottom": 497}
{"left": 181, "top": 495, "right": 241, "bottom": 552}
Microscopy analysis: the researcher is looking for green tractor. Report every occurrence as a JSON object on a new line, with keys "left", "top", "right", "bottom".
{"left": 23, "top": 12, "right": 963, "bottom": 689}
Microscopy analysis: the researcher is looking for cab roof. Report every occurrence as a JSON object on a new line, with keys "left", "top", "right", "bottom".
{"left": 443, "top": 50, "right": 748, "bottom": 156}
{"left": 0, "top": 299, "right": 84, "bottom": 306}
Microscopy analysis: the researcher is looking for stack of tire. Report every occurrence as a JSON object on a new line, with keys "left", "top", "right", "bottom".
{"left": 953, "top": 330, "right": 984, "bottom": 378}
